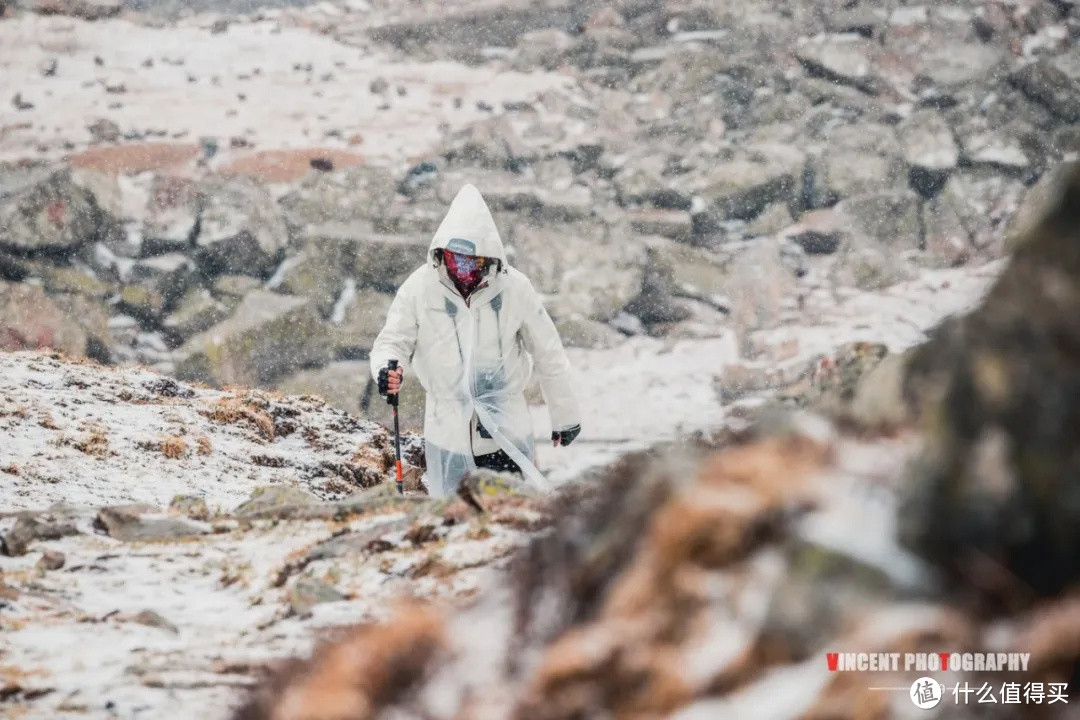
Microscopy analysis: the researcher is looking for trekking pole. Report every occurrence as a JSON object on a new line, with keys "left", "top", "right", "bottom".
{"left": 387, "top": 359, "right": 403, "bottom": 495}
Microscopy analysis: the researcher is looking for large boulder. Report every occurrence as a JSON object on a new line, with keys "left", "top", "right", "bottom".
{"left": 514, "top": 28, "right": 576, "bottom": 71}
{"left": 834, "top": 190, "right": 922, "bottom": 249}
{"left": 690, "top": 143, "right": 806, "bottom": 223}
{"left": 50, "top": 292, "right": 113, "bottom": 362}
{"left": 353, "top": 232, "right": 428, "bottom": 291}
{"left": 793, "top": 34, "right": 882, "bottom": 94}
{"left": 38, "top": 264, "right": 114, "bottom": 300}
{"left": 897, "top": 110, "right": 959, "bottom": 197}
{"left": 921, "top": 193, "right": 974, "bottom": 268}
{"left": 175, "top": 290, "right": 333, "bottom": 386}
{"left": 128, "top": 253, "right": 195, "bottom": 312}
{"left": 161, "top": 288, "right": 230, "bottom": 342}
{"left": 958, "top": 129, "right": 1031, "bottom": 173}
{"left": 141, "top": 176, "right": 202, "bottom": 257}
{"left": 329, "top": 288, "right": 393, "bottom": 360}
{"left": 613, "top": 155, "right": 692, "bottom": 210}
{"left": 440, "top": 116, "right": 539, "bottom": 171}
{"left": 830, "top": 244, "right": 915, "bottom": 292}
{"left": 276, "top": 360, "right": 424, "bottom": 428}
{"left": 32, "top": 0, "right": 120, "bottom": 19}
{"left": 275, "top": 236, "right": 355, "bottom": 318}
{"left": 0, "top": 281, "right": 88, "bottom": 356}
{"left": 510, "top": 221, "right": 645, "bottom": 322}
{"left": 723, "top": 238, "right": 797, "bottom": 352}
{"left": 0, "top": 167, "right": 105, "bottom": 255}
{"left": 278, "top": 166, "right": 398, "bottom": 235}
{"left": 900, "top": 162, "right": 1080, "bottom": 599}
{"left": 277, "top": 361, "right": 370, "bottom": 417}
{"left": 804, "top": 124, "right": 906, "bottom": 207}
{"left": 916, "top": 42, "right": 1007, "bottom": 92}
{"left": 195, "top": 177, "right": 288, "bottom": 277}
{"left": 1009, "top": 60, "right": 1080, "bottom": 123}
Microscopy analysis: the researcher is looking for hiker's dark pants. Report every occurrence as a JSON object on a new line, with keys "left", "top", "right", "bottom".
{"left": 474, "top": 449, "right": 522, "bottom": 475}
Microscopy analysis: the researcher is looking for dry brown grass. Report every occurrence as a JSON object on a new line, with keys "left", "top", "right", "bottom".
{"left": 0, "top": 404, "right": 28, "bottom": 420}
{"left": 195, "top": 434, "right": 213, "bottom": 456}
{"left": 161, "top": 436, "right": 187, "bottom": 459}
{"left": 516, "top": 434, "right": 832, "bottom": 720}
{"left": 351, "top": 445, "right": 390, "bottom": 474}
{"left": 1, "top": 464, "right": 19, "bottom": 476}
{"left": 73, "top": 427, "right": 109, "bottom": 457}
{"left": 231, "top": 606, "right": 444, "bottom": 720}
{"left": 38, "top": 411, "right": 59, "bottom": 430}
{"left": 203, "top": 397, "right": 275, "bottom": 442}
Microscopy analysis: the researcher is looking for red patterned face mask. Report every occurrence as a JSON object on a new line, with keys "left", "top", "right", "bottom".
{"left": 443, "top": 250, "right": 487, "bottom": 297}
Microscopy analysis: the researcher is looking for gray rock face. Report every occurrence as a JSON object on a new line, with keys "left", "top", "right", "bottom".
{"left": 2, "top": 514, "right": 79, "bottom": 556}
{"left": 95, "top": 505, "right": 210, "bottom": 542}
{"left": 287, "top": 576, "right": 345, "bottom": 615}
{"left": 279, "top": 361, "right": 369, "bottom": 416}
{"left": 0, "top": 280, "right": 88, "bottom": 356}
{"left": 275, "top": 235, "right": 355, "bottom": 318}
{"left": 128, "top": 253, "right": 194, "bottom": 311}
{"left": 830, "top": 244, "right": 915, "bottom": 291}
{"left": 959, "top": 130, "right": 1031, "bottom": 171}
{"left": 279, "top": 166, "right": 398, "bottom": 235}
{"left": 32, "top": 0, "right": 121, "bottom": 20}
{"left": 162, "top": 288, "right": 230, "bottom": 340}
{"left": 900, "top": 162, "right": 1080, "bottom": 599}
{"left": 922, "top": 193, "right": 974, "bottom": 268}
{"left": 196, "top": 177, "right": 288, "bottom": 277}
{"left": 835, "top": 190, "right": 922, "bottom": 249}
{"left": 614, "top": 157, "right": 691, "bottom": 210}
{"left": 349, "top": 231, "right": 431, "bottom": 292}
{"left": 794, "top": 34, "right": 881, "bottom": 94}
{"left": 141, "top": 176, "right": 202, "bottom": 257}
{"left": 1010, "top": 60, "right": 1080, "bottom": 123}
{"left": 690, "top": 143, "right": 806, "bottom": 222}
{"left": 514, "top": 28, "right": 576, "bottom": 70}
{"left": 330, "top": 288, "right": 393, "bottom": 360}
{"left": 0, "top": 168, "right": 104, "bottom": 254}
{"left": 782, "top": 207, "right": 848, "bottom": 255}
{"left": 176, "top": 290, "right": 333, "bottom": 386}
{"left": 805, "top": 124, "right": 906, "bottom": 207}
{"left": 899, "top": 110, "right": 959, "bottom": 174}
{"left": 233, "top": 485, "right": 323, "bottom": 519}
{"left": 918, "top": 43, "right": 1007, "bottom": 90}
{"left": 511, "top": 221, "right": 645, "bottom": 322}
{"left": 723, "top": 238, "right": 797, "bottom": 350}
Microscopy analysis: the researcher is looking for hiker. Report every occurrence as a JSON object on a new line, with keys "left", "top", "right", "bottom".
{"left": 370, "top": 184, "right": 582, "bottom": 496}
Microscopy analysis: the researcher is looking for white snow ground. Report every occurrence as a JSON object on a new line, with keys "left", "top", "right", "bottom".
{"left": 0, "top": 11, "right": 573, "bottom": 169}
{"left": 532, "top": 260, "right": 1003, "bottom": 483}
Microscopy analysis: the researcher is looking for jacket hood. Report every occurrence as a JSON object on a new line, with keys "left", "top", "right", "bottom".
{"left": 429, "top": 184, "right": 507, "bottom": 265}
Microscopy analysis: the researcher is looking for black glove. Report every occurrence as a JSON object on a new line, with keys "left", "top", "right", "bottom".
{"left": 377, "top": 364, "right": 400, "bottom": 397}
{"left": 551, "top": 424, "right": 581, "bottom": 447}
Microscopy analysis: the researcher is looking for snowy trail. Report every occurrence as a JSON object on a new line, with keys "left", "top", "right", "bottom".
{"left": 531, "top": 260, "right": 1003, "bottom": 483}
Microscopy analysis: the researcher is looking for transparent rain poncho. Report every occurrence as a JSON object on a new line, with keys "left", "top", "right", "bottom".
{"left": 370, "top": 185, "right": 580, "bottom": 496}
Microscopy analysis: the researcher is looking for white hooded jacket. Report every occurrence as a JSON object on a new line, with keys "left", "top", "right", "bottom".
{"left": 369, "top": 185, "right": 581, "bottom": 496}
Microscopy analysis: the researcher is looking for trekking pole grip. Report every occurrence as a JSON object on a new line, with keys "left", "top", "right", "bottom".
{"left": 386, "top": 359, "right": 399, "bottom": 407}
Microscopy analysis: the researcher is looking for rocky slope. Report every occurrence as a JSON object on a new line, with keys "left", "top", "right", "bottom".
{"left": 3, "top": 0, "right": 1078, "bottom": 431}
{"left": 228, "top": 164, "right": 1080, "bottom": 720}
{"left": 0, "top": 350, "right": 545, "bottom": 719}
{"left": 0, "top": 246, "right": 1003, "bottom": 719}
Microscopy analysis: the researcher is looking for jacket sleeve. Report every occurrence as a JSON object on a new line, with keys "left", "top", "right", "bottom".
{"left": 518, "top": 279, "right": 581, "bottom": 433}
{"left": 370, "top": 278, "right": 419, "bottom": 382}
